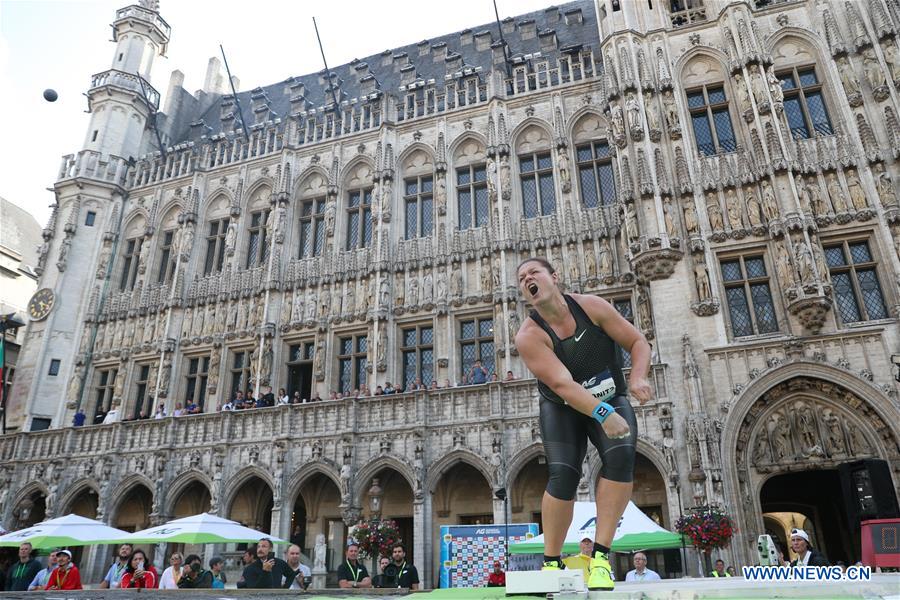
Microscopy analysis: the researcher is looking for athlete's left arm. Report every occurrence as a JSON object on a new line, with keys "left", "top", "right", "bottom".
{"left": 575, "top": 293, "right": 654, "bottom": 405}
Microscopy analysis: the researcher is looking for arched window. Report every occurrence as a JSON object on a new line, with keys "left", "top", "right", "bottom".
{"left": 772, "top": 38, "right": 833, "bottom": 139}
{"left": 245, "top": 186, "right": 271, "bottom": 268}
{"left": 202, "top": 194, "right": 231, "bottom": 275}
{"left": 401, "top": 149, "right": 435, "bottom": 239}
{"left": 118, "top": 214, "right": 145, "bottom": 291}
{"left": 572, "top": 113, "right": 617, "bottom": 207}
{"left": 343, "top": 162, "right": 375, "bottom": 250}
{"left": 682, "top": 55, "right": 736, "bottom": 156}
{"left": 156, "top": 206, "right": 180, "bottom": 285}
{"left": 295, "top": 172, "right": 329, "bottom": 258}
{"left": 516, "top": 125, "right": 556, "bottom": 218}
{"left": 453, "top": 137, "right": 488, "bottom": 230}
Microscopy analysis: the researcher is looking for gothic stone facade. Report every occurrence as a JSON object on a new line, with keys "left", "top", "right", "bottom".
{"left": 3, "top": 0, "right": 900, "bottom": 585}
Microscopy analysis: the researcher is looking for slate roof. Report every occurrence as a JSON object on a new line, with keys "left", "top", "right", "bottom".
{"left": 165, "top": 0, "right": 598, "bottom": 145}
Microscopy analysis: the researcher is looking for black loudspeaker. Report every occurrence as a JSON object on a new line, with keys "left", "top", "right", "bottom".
{"left": 839, "top": 459, "right": 900, "bottom": 527}
{"left": 663, "top": 548, "right": 683, "bottom": 574}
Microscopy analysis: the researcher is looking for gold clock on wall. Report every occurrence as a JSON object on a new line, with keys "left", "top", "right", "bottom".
{"left": 28, "top": 288, "right": 55, "bottom": 321}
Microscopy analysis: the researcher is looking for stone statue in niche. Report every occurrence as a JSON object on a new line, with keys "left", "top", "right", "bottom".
{"left": 663, "top": 199, "right": 677, "bottom": 238}
{"left": 182, "top": 308, "right": 193, "bottom": 339}
{"left": 345, "top": 282, "right": 356, "bottom": 316}
{"left": 180, "top": 221, "right": 195, "bottom": 260}
{"left": 766, "top": 67, "right": 783, "bottom": 104}
{"left": 394, "top": 272, "right": 405, "bottom": 307}
{"left": 883, "top": 41, "right": 900, "bottom": 84}
{"left": 584, "top": 243, "right": 597, "bottom": 278}
{"left": 644, "top": 93, "right": 661, "bottom": 133}
{"left": 314, "top": 534, "right": 327, "bottom": 572}
{"left": 137, "top": 236, "right": 150, "bottom": 274}
{"left": 450, "top": 262, "right": 463, "bottom": 297}
{"left": 319, "top": 285, "right": 331, "bottom": 318}
{"left": 332, "top": 286, "right": 342, "bottom": 317}
{"left": 407, "top": 273, "right": 419, "bottom": 306}
{"left": 761, "top": 179, "right": 779, "bottom": 221}
{"left": 292, "top": 290, "right": 304, "bottom": 322}
{"left": 381, "top": 178, "right": 392, "bottom": 217}
{"left": 435, "top": 174, "right": 447, "bottom": 214}
{"left": 771, "top": 414, "right": 792, "bottom": 461}
{"left": 744, "top": 187, "right": 763, "bottom": 227}
{"left": 694, "top": 259, "right": 711, "bottom": 301}
{"left": 845, "top": 168, "right": 868, "bottom": 210}
{"left": 66, "top": 368, "right": 83, "bottom": 402}
{"left": 808, "top": 178, "right": 829, "bottom": 217}
{"left": 794, "top": 403, "right": 820, "bottom": 455}
{"left": 422, "top": 269, "right": 434, "bottom": 305}
{"left": 610, "top": 103, "right": 625, "bottom": 142}
{"left": 776, "top": 243, "right": 794, "bottom": 288}
{"left": 622, "top": 202, "right": 639, "bottom": 244}
{"left": 313, "top": 343, "right": 324, "bottom": 377}
{"left": 224, "top": 220, "right": 237, "bottom": 254}
{"left": 734, "top": 73, "right": 751, "bottom": 110}
{"left": 598, "top": 238, "right": 613, "bottom": 275}
{"left": 324, "top": 199, "right": 336, "bottom": 235}
{"left": 821, "top": 408, "right": 846, "bottom": 456}
{"left": 557, "top": 147, "right": 571, "bottom": 193}
{"left": 204, "top": 305, "right": 217, "bottom": 336}
{"left": 836, "top": 56, "right": 861, "bottom": 97}
{"left": 750, "top": 69, "right": 767, "bottom": 107}
{"left": 846, "top": 422, "right": 872, "bottom": 455}
{"left": 862, "top": 47, "right": 886, "bottom": 91}
{"left": 305, "top": 291, "right": 317, "bottom": 321}
{"left": 378, "top": 276, "right": 389, "bottom": 310}
{"left": 725, "top": 188, "right": 744, "bottom": 230}
{"left": 97, "top": 241, "right": 112, "bottom": 279}
{"left": 500, "top": 155, "right": 511, "bottom": 200}
{"left": 812, "top": 243, "right": 829, "bottom": 282}
{"left": 625, "top": 93, "right": 642, "bottom": 138}
{"left": 796, "top": 174, "right": 812, "bottom": 213}
{"left": 191, "top": 307, "right": 204, "bottom": 337}
{"left": 705, "top": 193, "right": 724, "bottom": 231}
{"left": 376, "top": 321, "right": 387, "bottom": 367}
{"left": 364, "top": 277, "right": 375, "bottom": 312}
{"left": 492, "top": 257, "right": 502, "bottom": 290}
{"left": 567, "top": 243, "right": 580, "bottom": 283}
{"left": 795, "top": 239, "right": 815, "bottom": 284}
{"left": 480, "top": 257, "right": 492, "bottom": 292}
{"left": 436, "top": 266, "right": 448, "bottom": 302}
{"left": 487, "top": 157, "right": 498, "bottom": 202}
{"left": 752, "top": 430, "right": 770, "bottom": 463}
{"left": 507, "top": 306, "right": 520, "bottom": 342}
{"left": 273, "top": 203, "right": 287, "bottom": 241}
{"left": 873, "top": 163, "right": 897, "bottom": 207}
{"left": 339, "top": 463, "right": 352, "bottom": 504}
{"left": 683, "top": 198, "right": 699, "bottom": 235}
{"left": 662, "top": 89, "right": 679, "bottom": 130}
{"left": 636, "top": 286, "right": 652, "bottom": 334}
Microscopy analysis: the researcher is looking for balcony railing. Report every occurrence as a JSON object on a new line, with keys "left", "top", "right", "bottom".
{"left": 57, "top": 150, "right": 130, "bottom": 187}
{"left": 89, "top": 69, "right": 160, "bottom": 110}
{"left": 114, "top": 5, "right": 171, "bottom": 39}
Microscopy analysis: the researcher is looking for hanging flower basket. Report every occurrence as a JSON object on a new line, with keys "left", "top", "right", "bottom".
{"left": 349, "top": 518, "right": 402, "bottom": 559}
{"left": 675, "top": 507, "right": 734, "bottom": 552}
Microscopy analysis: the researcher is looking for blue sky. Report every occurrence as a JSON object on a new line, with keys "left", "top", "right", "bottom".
{"left": 0, "top": 0, "right": 554, "bottom": 227}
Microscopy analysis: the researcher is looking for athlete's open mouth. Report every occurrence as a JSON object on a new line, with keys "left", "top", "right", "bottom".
{"left": 528, "top": 283, "right": 539, "bottom": 296}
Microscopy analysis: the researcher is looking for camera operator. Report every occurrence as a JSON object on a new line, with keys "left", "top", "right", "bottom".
{"left": 177, "top": 554, "right": 212, "bottom": 588}
{"left": 375, "top": 543, "right": 419, "bottom": 590}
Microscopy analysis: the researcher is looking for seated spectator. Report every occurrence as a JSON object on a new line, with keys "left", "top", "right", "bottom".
{"left": 177, "top": 554, "right": 212, "bottom": 588}
{"left": 789, "top": 529, "right": 828, "bottom": 567}
{"left": 72, "top": 409, "right": 86, "bottom": 427}
{"left": 209, "top": 556, "right": 227, "bottom": 589}
{"left": 469, "top": 359, "right": 489, "bottom": 385}
{"left": 504, "top": 370, "right": 517, "bottom": 381}
{"left": 153, "top": 404, "right": 167, "bottom": 418}
{"left": 374, "top": 386, "right": 384, "bottom": 396}
{"left": 172, "top": 403, "right": 185, "bottom": 417}
{"left": 486, "top": 561, "right": 505, "bottom": 587}
{"left": 121, "top": 549, "right": 157, "bottom": 589}
{"left": 185, "top": 401, "right": 200, "bottom": 415}
{"left": 45, "top": 550, "right": 82, "bottom": 590}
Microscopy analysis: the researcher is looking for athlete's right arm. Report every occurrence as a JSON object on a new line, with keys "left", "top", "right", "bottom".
{"left": 516, "top": 321, "right": 630, "bottom": 438}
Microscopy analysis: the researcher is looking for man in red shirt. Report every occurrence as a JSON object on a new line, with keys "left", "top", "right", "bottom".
{"left": 486, "top": 561, "right": 506, "bottom": 587}
{"left": 45, "top": 550, "right": 82, "bottom": 590}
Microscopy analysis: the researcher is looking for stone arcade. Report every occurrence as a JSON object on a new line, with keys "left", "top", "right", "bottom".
{"left": 2, "top": 0, "right": 899, "bottom": 588}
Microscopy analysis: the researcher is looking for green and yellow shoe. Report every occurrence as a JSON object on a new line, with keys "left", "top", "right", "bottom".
{"left": 587, "top": 552, "right": 614, "bottom": 591}
{"left": 541, "top": 559, "right": 564, "bottom": 571}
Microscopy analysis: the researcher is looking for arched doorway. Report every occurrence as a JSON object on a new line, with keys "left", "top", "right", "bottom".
{"left": 291, "top": 471, "right": 342, "bottom": 573}
{"left": 112, "top": 483, "right": 154, "bottom": 563}
{"left": 361, "top": 467, "right": 415, "bottom": 561}
{"left": 760, "top": 470, "right": 851, "bottom": 564}
{"left": 169, "top": 480, "right": 212, "bottom": 559}
{"left": 62, "top": 487, "right": 99, "bottom": 568}
{"left": 11, "top": 490, "right": 46, "bottom": 529}
{"left": 431, "top": 461, "right": 493, "bottom": 588}
{"left": 510, "top": 456, "right": 548, "bottom": 531}
{"left": 228, "top": 475, "right": 273, "bottom": 534}
{"left": 727, "top": 371, "right": 900, "bottom": 567}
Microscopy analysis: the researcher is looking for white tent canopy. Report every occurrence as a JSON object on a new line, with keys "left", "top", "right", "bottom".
{"left": 115, "top": 513, "right": 286, "bottom": 545}
{"left": 0, "top": 514, "right": 130, "bottom": 548}
{"left": 510, "top": 501, "right": 686, "bottom": 554}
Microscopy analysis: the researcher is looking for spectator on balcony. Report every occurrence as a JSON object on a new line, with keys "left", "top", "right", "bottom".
{"left": 262, "top": 386, "right": 276, "bottom": 407}
{"left": 277, "top": 388, "right": 290, "bottom": 405}
{"left": 220, "top": 398, "right": 235, "bottom": 412}
{"left": 458, "top": 374, "right": 469, "bottom": 386}
{"left": 360, "top": 384, "right": 371, "bottom": 396}
{"left": 232, "top": 390, "right": 245, "bottom": 409}
{"left": 310, "top": 391, "right": 323, "bottom": 402}
{"left": 505, "top": 370, "right": 517, "bottom": 381}
{"left": 329, "top": 391, "right": 339, "bottom": 400}
{"left": 101, "top": 408, "right": 119, "bottom": 424}
{"left": 172, "top": 402, "right": 185, "bottom": 417}
{"left": 44, "top": 550, "right": 81, "bottom": 590}
{"left": 153, "top": 403, "right": 167, "bottom": 419}
{"left": 443, "top": 378, "right": 452, "bottom": 388}
{"left": 27, "top": 550, "right": 57, "bottom": 591}
{"left": 374, "top": 385, "right": 384, "bottom": 396}
{"left": 99, "top": 543, "right": 132, "bottom": 589}
{"left": 72, "top": 409, "right": 86, "bottom": 427}
{"left": 120, "top": 549, "right": 157, "bottom": 589}
{"left": 429, "top": 380, "right": 439, "bottom": 391}
{"left": 185, "top": 400, "right": 201, "bottom": 415}
{"left": 469, "top": 359, "right": 489, "bottom": 385}
{"left": 383, "top": 382, "right": 396, "bottom": 394}
{"left": 291, "top": 391, "right": 301, "bottom": 404}
{"left": 490, "top": 372, "right": 499, "bottom": 382}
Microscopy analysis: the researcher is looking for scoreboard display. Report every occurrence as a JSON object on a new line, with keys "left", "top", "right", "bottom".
{"left": 861, "top": 518, "right": 899, "bottom": 568}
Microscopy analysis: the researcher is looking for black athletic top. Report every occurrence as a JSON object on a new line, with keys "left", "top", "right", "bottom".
{"left": 529, "top": 294, "right": 627, "bottom": 405}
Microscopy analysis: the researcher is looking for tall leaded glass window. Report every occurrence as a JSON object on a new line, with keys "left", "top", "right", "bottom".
{"left": 401, "top": 325, "right": 434, "bottom": 389}
{"left": 611, "top": 297, "right": 634, "bottom": 368}
{"left": 93, "top": 368, "right": 117, "bottom": 422}
{"left": 298, "top": 198, "right": 327, "bottom": 258}
{"left": 337, "top": 335, "right": 368, "bottom": 393}
{"left": 246, "top": 209, "right": 271, "bottom": 268}
{"left": 457, "top": 164, "right": 489, "bottom": 229}
{"left": 230, "top": 349, "right": 252, "bottom": 397}
{"left": 346, "top": 188, "right": 373, "bottom": 250}
{"left": 825, "top": 240, "right": 888, "bottom": 324}
{"left": 577, "top": 141, "right": 617, "bottom": 207}
{"left": 520, "top": 152, "right": 556, "bottom": 218}
{"left": 404, "top": 176, "right": 434, "bottom": 239}
{"left": 459, "top": 317, "right": 494, "bottom": 379}
{"left": 720, "top": 255, "right": 779, "bottom": 337}
{"left": 157, "top": 229, "right": 178, "bottom": 284}
{"left": 687, "top": 85, "right": 736, "bottom": 156}
{"left": 119, "top": 237, "right": 142, "bottom": 291}
{"left": 132, "top": 364, "right": 152, "bottom": 420}
{"left": 204, "top": 217, "right": 230, "bottom": 275}
{"left": 185, "top": 356, "right": 210, "bottom": 411}
{"left": 778, "top": 67, "right": 832, "bottom": 139}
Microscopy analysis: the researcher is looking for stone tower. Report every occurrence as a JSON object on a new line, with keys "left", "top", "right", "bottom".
{"left": 7, "top": 1, "right": 170, "bottom": 430}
